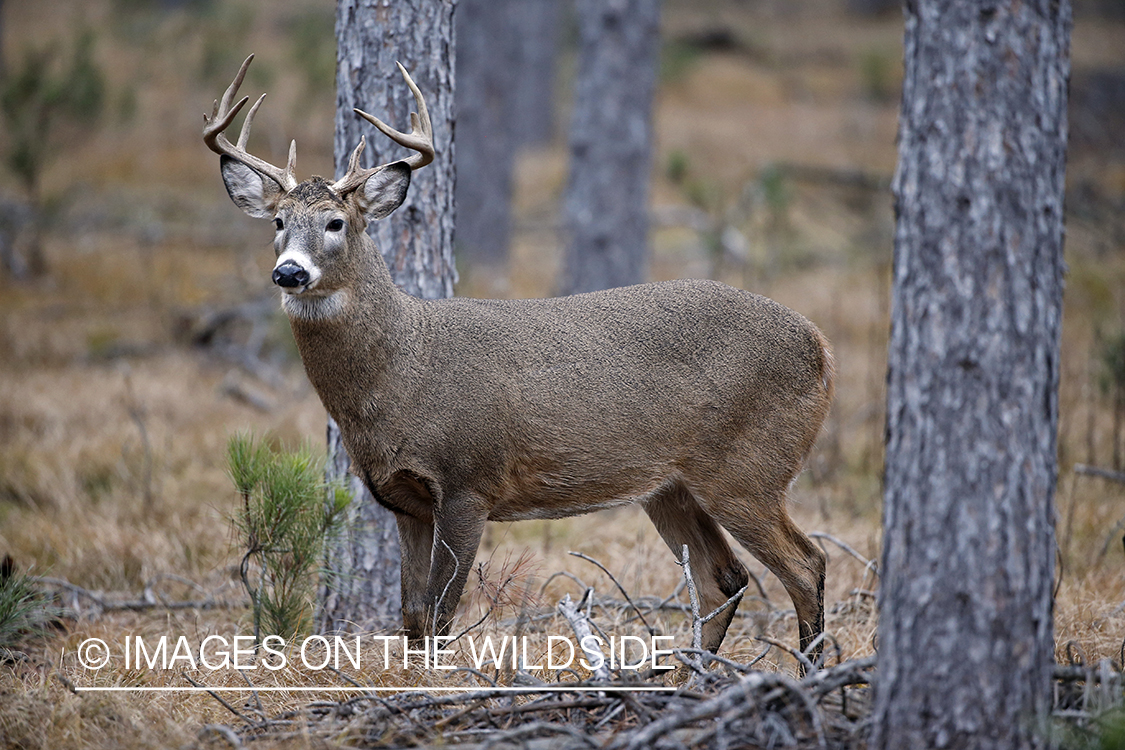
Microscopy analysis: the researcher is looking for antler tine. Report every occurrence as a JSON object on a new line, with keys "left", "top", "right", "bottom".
{"left": 331, "top": 136, "right": 378, "bottom": 196}
{"left": 236, "top": 93, "right": 266, "bottom": 150}
{"left": 219, "top": 54, "right": 253, "bottom": 120}
{"left": 202, "top": 54, "right": 298, "bottom": 192}
{"left": 331, "top": 64, "right": 434, "bottom": 195}
{"left": 347, "top": 136, "right": 368, "bottom": 174}
{"left": 285, "top": 139, "right": 297, "bottom": 185}
{"left": 353, "top": 62, "right": 435, "bottom": 170}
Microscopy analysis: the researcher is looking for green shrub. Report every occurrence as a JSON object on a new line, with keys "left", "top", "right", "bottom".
{"left": 0, "top": 558, "right": 58, "bottom": 650}
{"left": 227, "top": 434, "right": 349, "bottom": 644}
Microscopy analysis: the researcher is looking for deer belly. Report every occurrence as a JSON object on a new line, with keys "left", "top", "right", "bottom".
{"left": 484, "top": 471, "right": 666, "bottom": 522}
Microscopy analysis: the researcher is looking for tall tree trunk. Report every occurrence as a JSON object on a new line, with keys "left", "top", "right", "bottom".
{"left": 320, "top": 0, "right": 456, "bottom": 634}
{"left": 454, "top": 0, "right": 516, "bottom": 271}
{"left": 511, "top": 0, "right": 560, "bottom": 147}
{"left": 560, "top": 0, "right": 660, "bottom": 295}
{"left": 872, "top": 1, "right": 1070, "bottom": 748}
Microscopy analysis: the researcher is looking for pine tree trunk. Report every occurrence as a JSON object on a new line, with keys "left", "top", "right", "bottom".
{"left": 872, "top": 1, "right": 1071, "bottom": 748}
{"left": 319, "top": 0, "right": 456, "bottom": 633}
{"left": 454, "top": 0, "right": 516, "bottom": 270}
{"left": 511, "top": 0, "right": 560, "bottom": 147}
{"left": 560, "top": 0, "right": 660, "bottom": 294}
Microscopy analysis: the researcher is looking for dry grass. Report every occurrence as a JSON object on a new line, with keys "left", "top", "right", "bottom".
{"left": 1, "top": 1, "right": 1124, "bottom": 748}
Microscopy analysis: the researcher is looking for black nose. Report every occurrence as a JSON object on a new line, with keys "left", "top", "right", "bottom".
{"left": 272, "top": 262, "right": 310, "bottom": 288}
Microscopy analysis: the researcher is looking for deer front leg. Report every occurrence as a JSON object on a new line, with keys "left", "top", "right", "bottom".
{"left": 425, "top": 496, "right": 487, "bottom": 637}
{"left": 395, "top": 513, "right": 434, "bottom": 640}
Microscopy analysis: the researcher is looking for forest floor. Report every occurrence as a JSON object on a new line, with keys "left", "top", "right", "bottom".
{"left": 2, "top": 1, "right": 1125, "bottom": 748}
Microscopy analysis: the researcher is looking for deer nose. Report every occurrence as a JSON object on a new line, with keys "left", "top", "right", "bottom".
{"left": 273, "top": 262, "right": 310, "bottom": 288}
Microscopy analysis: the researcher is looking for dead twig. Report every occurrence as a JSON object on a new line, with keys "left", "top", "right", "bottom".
{"left": 35, "top": 576, "right": 236, "bottom": 614}
{"left": 556, "top": 593, "right": 610, "bottom": 682}
{"left": 756, "top": 634, "right": 816, "bottom": 675}
{"left": 680, "top": 544, "right": 704, "bottom": 651}
{"left": 197, "top": 724, "right": 243, "bottom": 749}
{"left": 1074, "top": 463, "right": 1125, "bottom": 484}
{"left": 183, "top": 674, "right": 260, "bottom": 728}
{"left": 809, "top": 532, "right": 879, "bottom": 576}
{"left": 674, "top": 644, "right": 773, "bottom": 675}
{"left": 608, "top": 670, "right": 825, "bottom": 750}
{"left": 568, "top": 551, "right": 658, "bottom": 637}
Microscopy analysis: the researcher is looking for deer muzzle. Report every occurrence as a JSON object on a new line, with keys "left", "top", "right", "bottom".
{"left": 272, "top": 262, "right": 310, "bottom": 290}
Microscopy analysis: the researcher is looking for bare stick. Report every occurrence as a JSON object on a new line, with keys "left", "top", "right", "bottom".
{"left": 36, "top": 576, "right": 233, "bottom": 613}
{"left": 800, "top": 654, "right": 876, "bottom": 697}
{"left": 745, "top": 567, "right": 770, "bottom": 601}
{"left": 568, "top": 551, "right": 657, "bottom": 636}
{"left": 674, "top": 643, "right": 772, "bottom": 674}
{"left": 183, "top": 674, "right": 259, "bottom": 727}
{"left": 611, "top": 671, "right": 805, "bottom": 750}
{"left": 680, "top": 544, "right": 704, "bottom": 651}
{"left": 54, "top": 671, "right": 77, "bottom": 694}
{"left": 755, "top": 634, "right": 815, "bottom": 675}
{"left": 431, "top": 538, "right": 460, "bottom": 639}
{"left": 444, "top": 606, "right": 493, "bottom": 648}
{"left": 700, "top": 584, "right": 748, "bottom": 626}
{"left": 1074, "top": 463, "right": 1125, "bottom": 484}
{"left": 236, "top": 670, "right": 265, "bottom": 718}
{"left": 325, "top": 665, "right": 365, "bottom": 689}
{"left": 557, "top": 593, "right": 610, "bottom": 681}
{"left": 538, "top": 570, "right": 589, "bottom": 597}
{"left": 809, "top": 532, "right": 878, "bottom": 575}
{"left": 197, "top": 724, "right": 244, "bottom": 749}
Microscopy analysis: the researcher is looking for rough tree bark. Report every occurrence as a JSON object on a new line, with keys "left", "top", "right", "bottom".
{"left": 871, "top": 1, "right": 1071, "bottom": 748}
{"left": 319, "top": 0, "right": 456, "bottom": 634}
{"left": 454, "top": 0, "right": 516, "bottom": 269}
{"left": 560, "top": 0, "right": 661, "bottom": 295}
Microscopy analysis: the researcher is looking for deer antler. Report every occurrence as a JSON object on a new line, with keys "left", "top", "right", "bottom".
{"left": 331, "top": 62, "right": 435, "bottom": 196}
{"left": 202, "top": 54, "right": 298, "bottom": 192}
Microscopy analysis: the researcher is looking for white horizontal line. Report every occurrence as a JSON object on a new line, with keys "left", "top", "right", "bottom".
{"left": 75, "top": 685, "right": 677, "bottom": 693}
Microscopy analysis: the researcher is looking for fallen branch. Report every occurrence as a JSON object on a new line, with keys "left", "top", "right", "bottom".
{"left": 35, "top": 576, "right": 242, "bottom": 614}
{"left": 557, "top": 594, "right": 611, "bottom": 681}
{"left": 183, "top": 673, "right": 260, "bottom": 728}
{"left": 809, "top": 532, "right": 879, "bottom": 576}
{"left": 568, "top": 551, "right": 658, "bottom": 637}
{"left": 1074, "top": 463, "right": 1125, "bottom": 484}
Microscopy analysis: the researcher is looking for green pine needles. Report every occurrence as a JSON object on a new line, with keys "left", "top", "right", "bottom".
{"left": 227, "top": 434, "right": 350, "bottom": 644}
{"left": 0, "top": 558, "right": 57, "bottom": 651}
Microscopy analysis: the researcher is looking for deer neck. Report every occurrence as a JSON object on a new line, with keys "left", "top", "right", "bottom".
{"left": 285, "top": 242, "right": 420, "bottom": 431}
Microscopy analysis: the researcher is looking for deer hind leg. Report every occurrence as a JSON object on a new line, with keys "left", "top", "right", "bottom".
{"left": 710, "top": 495, "right": 826, "bottom": 671}
{"left": 643, "top": 482, "right": 749, "bottom": 653}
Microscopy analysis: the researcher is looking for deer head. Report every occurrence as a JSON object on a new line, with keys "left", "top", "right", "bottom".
{"left": 202, "top": 54, "right": 433, "bottom": 304}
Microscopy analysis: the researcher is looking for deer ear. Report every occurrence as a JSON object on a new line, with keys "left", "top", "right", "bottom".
{"left": 220, "top": 155, "right": 285, "bottom": 219}
{"left": 358, "top": 161, "right": 411, "bottom": 221}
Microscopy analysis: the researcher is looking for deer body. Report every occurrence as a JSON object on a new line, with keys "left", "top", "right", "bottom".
{"left": 206, "top": 57, "right": 833, "bottom": 661}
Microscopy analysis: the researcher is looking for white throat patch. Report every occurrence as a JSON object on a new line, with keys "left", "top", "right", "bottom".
{"left": 282, "top": 289, "right": 349, "bottom": 321}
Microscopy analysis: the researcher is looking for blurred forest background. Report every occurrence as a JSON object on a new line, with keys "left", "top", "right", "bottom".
{"left": 0, "top": 0, "right": 1124, "bottom": 745}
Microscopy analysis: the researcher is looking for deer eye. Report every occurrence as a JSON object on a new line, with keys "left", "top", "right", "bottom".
{"left": 326, "top": 218, "right": 345, "bottom": 232}
{"left": 273, "top": 217, "right": 284, "bottom": 231}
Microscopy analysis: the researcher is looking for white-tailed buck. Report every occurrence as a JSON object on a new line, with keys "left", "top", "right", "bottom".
{"left": 205, "top": 55, "right": 834, "bottom": 665}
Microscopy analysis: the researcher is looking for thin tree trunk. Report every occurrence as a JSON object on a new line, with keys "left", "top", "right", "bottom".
{"left": 872, "top": 1, "right": 1071, "bottom": 748}
{"left": 511, "top": 0, "right": 560, "bottom": 147}
{"left": 454, "top": 0, "right": 516, "bottom": 270}
{"left": 560, "top": 0, "right": 660, "bottom": 295}
{"left": 320, "top": 0, "right": 456, "bottom": 633}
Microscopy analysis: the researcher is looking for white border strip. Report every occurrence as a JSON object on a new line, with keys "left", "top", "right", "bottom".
{"left": 75, "top": 685, "right": 678, "bottom": 693}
